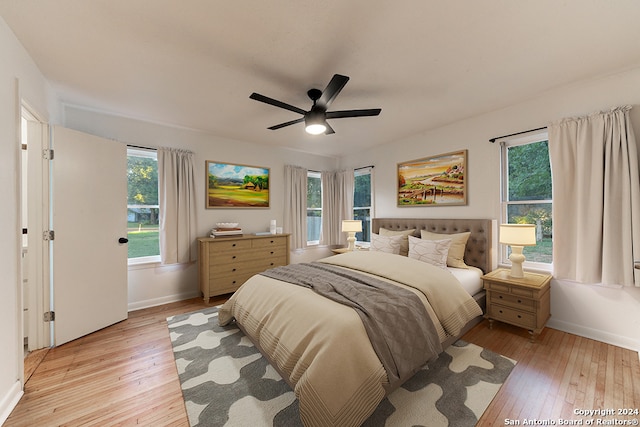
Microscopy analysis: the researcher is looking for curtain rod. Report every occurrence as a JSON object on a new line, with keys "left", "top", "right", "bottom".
{"left": 127, "top": 144, "right": 156, "bottom": 150}
{"left": 489, "top": 126, "right": 547, "bottom": 143}
{"left": 308, "top": 165, "right": 374, "bottom": 173}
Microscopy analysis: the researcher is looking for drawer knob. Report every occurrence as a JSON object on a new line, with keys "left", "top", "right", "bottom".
{"left": 232, "top": 280, "right": 236, "bottom": 284}
{"left": 232, "top": 268, "right": 236, "bottom": 272}
{"left": 270, "top": 262, "right": 274, "bottom": 266}
{"left": 499, "top": 310, "right": 503, "bottom": 314}
{"left": 270, "top": 251, "right": 274, "bottom": 255}
{"left": 232, "top": 243, "right": 236, "bottom": 247}
{"left": 517, "top": 299, "right": 522, "bottom": 303}
{"left": 499, "top": 295, "right": 503, "bottom": 299}
{"left": 232, "top": 255, "right": 236, "bottom": 259}
{"left": 517, "top": 315, "right": 522, "bottom": 318}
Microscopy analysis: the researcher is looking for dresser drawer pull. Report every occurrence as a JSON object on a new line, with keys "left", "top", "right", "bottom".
{"left": 232, "top": 255, "right": 236, "bottom": 259}
{"left": 232, "top": 268, "right": 236, "bottom": 272}
{"left": 499, "top": 295, "right": 503, "bottom": 299}
{"left": 517, "top": 299, "right": 522, "bottom": 303}
{"left": 499, "top": 310, "right": 503, "bottom": 314}
{"left": 232, "top": 243, "right": 237, "bottom": 247}
{"left": 232, "top": 280, "right": 236, "bottom": 284}
{"left": 517, "top": 314, "right": 522, "bottom": 319}
{"left": 270, "top": 251, "right": 274, "bottom": 255}
{"left": 270, "top": 262, "right": 275, "bottom": 266}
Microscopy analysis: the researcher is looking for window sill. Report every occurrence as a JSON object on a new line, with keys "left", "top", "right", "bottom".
{"left": 128, "top": 256, "right": 161, "bottom": 270}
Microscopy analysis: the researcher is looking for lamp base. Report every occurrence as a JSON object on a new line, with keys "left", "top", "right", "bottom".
{"left": 508, "top": 245, "right": 526, "bottom": 278}
{"left": 347, "top": 233, "right": 356, "bottom": 251}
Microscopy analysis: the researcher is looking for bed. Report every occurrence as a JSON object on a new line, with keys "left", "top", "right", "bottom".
{"left": 219, "top": 218, "right": 495, "bottom": 427}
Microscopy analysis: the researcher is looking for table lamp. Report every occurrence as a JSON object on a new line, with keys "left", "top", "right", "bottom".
{"left": 342, "top": 220, "right": 362, "bottom": 251}
{"left": 499, "top": 224, "right": 536, "bottom": 278}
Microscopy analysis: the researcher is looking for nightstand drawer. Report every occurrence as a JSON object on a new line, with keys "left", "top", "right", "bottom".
{"left": 490, "top": 292, "right": 535, "bottom": 311}
{"left": 489, "top": 304, "right": 536, "bottom": 329}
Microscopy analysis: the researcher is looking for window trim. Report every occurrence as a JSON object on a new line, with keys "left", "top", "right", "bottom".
{"left": 127, "top": 147, "right": 160, "bottom": 264}
{"left": 306, "top": 170, "right": 322, "bottom": 246}
{"left": 353, "top": 167, "right": 373, "bottom": 243}
{"left": 499, "top": 131, "right": 553, "bottom": 272}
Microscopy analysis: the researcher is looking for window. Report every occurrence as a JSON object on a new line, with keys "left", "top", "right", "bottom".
{"left": 127, "top": 147, "right": 160, "bottom": 262}
{"left": 307, "top": 171, "right": 322, "bottom": 245}
{"left": 353, "top": 167, "right": 373, "bottom": 242}
{"left": 500, "top": 133, "right": 552, "bottom": 267}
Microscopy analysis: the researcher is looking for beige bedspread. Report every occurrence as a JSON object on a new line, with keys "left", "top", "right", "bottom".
{"left": 218, "top": 251, "right": 482, "bottom": 427}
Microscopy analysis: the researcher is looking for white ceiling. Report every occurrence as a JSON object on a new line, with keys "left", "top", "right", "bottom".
{"left": 2, "top": 1, "right": 640, "bottom": 157}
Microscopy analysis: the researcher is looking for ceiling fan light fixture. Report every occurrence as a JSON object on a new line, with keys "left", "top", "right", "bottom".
{"left": 305, "top": 122, "right": 327, "bottom": 135}
{"left": 305, "top": 110, "right": 326, "bottom": 135}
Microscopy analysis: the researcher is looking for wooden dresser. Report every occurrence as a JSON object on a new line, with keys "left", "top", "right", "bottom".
{"left": 197, "top": 234, "right": 290, "bottom": 302}
{"left": 482, "top": 268, "right": 552, "bottom": 342}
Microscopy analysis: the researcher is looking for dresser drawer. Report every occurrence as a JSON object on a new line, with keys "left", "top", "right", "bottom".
{"left": 208, "top": 239, "right": 252, "bottom": 252}
{"left": 489, "top": 304, "right": 536, "bottom": 329}
{"left": 208, "top": 250, "right": 254, "bottom": 266}
{"left": 209, "top": 255, "right": 287, "bottom": 277}
{"left": 490, "top": 292, "right": 535, "bottom": 311}
{"left": 210, "top": 273, "right": 254, "bottom": 294}
{"left": 252, "top": 236, "right": 287, "bottom": 249}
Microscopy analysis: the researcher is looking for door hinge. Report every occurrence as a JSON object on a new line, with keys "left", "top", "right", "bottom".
{"left": 43, "top": 311, "right": 55, "bottom": 322}
{"left": 43, "top": 230, "right": 55, "bottom": 241}
{"left": 42, "top": 149, "right": 54, "bottom": 160}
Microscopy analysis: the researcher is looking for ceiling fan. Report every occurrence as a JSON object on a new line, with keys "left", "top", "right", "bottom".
{"left": 249, "top": 74, "right": 381, "bottom": 135}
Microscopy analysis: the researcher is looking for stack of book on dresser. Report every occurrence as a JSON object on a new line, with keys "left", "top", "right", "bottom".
{"left": 210, "top": 223, "right": 242, "bottom": 237}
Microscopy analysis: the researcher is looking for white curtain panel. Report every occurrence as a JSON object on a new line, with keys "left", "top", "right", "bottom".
{"left": 158, "top": 147, "right": 197, "bottom": 265}
{"left": 284, "top": 165, "right": 308, "bottom": 250}
{"left": 320, "top": 170, "right": 354, "bottom": 246}
{"left": 549, "top": 106, "right": 640, "bottom": 287}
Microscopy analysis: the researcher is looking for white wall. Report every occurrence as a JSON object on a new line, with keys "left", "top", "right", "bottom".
{"left": 340, "top": 66, "right": 640, "bottom": 352}
{"left": 0, "top": 16, "right": 54, "bottom": 424}
{"left": 63, "top": 106, "right": 339, "bottom": 310}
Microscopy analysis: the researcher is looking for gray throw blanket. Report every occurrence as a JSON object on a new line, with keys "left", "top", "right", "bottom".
{"left": 260, "top": 262, "right": 443, "bottom": 389}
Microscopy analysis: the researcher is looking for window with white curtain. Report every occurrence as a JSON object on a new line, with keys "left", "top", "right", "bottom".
{"left": 127, "top": 147, "right": 160, "bottom": 263}
{"left": 500, "top": 132, "right": 553, "bottom": 268}
{"left": 307, "top": 171, "right": 322, "bottom": 245}
{"left": 353, "top": 167, "right": 373, "bottom": 242}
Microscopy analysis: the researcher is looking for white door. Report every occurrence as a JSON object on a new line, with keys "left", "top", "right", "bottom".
{"left": 51, "top": 126, "right": 128, "bottom": 346}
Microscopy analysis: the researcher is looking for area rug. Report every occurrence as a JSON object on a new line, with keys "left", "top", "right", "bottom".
{"left": 167, "top": 306, "right": 515, "bottom": 427}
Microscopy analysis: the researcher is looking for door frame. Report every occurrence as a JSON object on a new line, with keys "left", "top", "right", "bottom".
{"left": 19, "top": 100, "right": 51, "bottom": 388}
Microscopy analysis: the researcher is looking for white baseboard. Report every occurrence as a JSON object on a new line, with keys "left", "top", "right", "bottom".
{"left": 127, "top": 291, "right": 201, "bottom": 312}
{"left": 547, "top": 318, "right": 640, "bottom": 356}
{"left": 0, "top": 381, "right": 23, "bottom": 425}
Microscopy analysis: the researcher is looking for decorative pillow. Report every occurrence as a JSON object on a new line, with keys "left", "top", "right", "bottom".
{"left": 379, "top": 228, "right": 416, "bottom": 256}
{"left": 408, "top": 235, "right": 451, "bottom": 269}
{"left": 420, "top": 230, "right": 471, "bottom": 268}
{"left": 370, "top": 233, "right": 404, "bottom": 255}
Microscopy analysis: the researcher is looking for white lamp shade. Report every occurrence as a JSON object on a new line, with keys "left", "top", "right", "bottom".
{"left": 499, "top": 224, "right": 536, "bottom": 246}
{"left": 342, "top": 220, "right": 362, "bottom": 233}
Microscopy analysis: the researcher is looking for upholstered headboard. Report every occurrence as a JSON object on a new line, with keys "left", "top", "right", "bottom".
{"left": 371, "top": 218, "right": 496, "bottom": 274}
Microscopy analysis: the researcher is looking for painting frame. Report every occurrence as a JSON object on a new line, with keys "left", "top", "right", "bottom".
{"left": 205, "top": 161, "right": 270, "bottom": 209}
{"left": 397, "top": 149, "right": 467, "bottom": 207}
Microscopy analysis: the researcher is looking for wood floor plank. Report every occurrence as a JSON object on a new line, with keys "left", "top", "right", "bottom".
{"left": 7, "top": 297, "right": 640, "bottom": 426}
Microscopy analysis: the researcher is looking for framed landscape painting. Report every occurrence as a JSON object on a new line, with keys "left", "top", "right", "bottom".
{"left": 397, "top": 149, "right": 467, "bottom": 206}
{"left": 206, "top": 161, "right": 270, "bottom": 208}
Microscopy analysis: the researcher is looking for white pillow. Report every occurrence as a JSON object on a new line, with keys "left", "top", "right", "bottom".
{"left": 408, "top": 235, "right": 451, "bottom": 269}
{"left": 420, "top": 230, "right": 471, "bottom": 268}
{"left": 370, "top": 233, "right": 404, "bottom": 254}
{"left": 379, "top": 227, "right": 415, "bottom": 256}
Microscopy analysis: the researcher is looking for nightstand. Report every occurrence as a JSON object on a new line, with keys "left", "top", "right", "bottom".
{"left": 482, "top": 268, "right": 552, "bottom": 342}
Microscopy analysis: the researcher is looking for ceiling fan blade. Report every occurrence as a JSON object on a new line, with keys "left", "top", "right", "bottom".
{"left": 317, "top": 74, "right": 349, "bottom": 109}
{"left": 326, "top": 108, "right": 382, "bottom": 119}
{"left": 324, "top": 122, "right": 335, "bottom": 135}
{"left": 268, "top": 117, "right": 305, "bottom": 130}
{"left": 250, "top": 92, "right": 307, "bottom": 115}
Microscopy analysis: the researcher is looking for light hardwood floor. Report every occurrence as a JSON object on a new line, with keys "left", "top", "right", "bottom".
{"left": 6, "top": 297, "right": 640, "bottom": 426}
